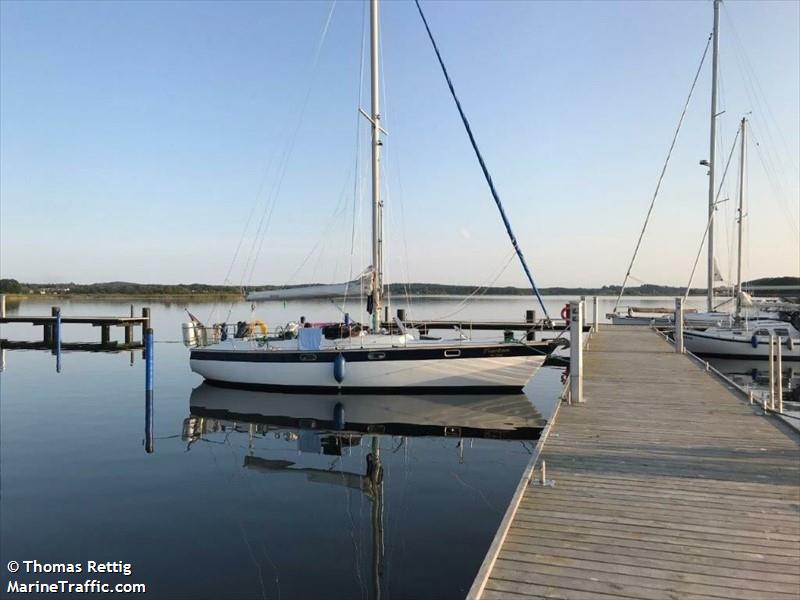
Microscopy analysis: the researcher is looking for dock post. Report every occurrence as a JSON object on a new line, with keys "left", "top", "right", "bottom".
{"left": 125, "top": 305, "right": 134, "bottom": 345}
{"left": 145, "top": 392, "right": 154, "bottom": 454}
{"left": 53, "top": 307, "right": 61, "bottom": 373}
{"left": 525, "top": 309, "right": 535, "bottom": 341}
{"left": 674, "top": 298, "right": 684, "bottom": 353}
{"left": 776, "top": 337, "right": 783, "bottom": 414}
{"left": 101, "top": 325, "right": 111, "bottom": 345}
{"left": 592, "top": 297, "right": 599, "bottom": 333}
{"left": 142, "top": 307, "right": 151, "bottom": 338}
{"left": 569, "top": 300, "right": 584, "bottom": 403}
{"left": 0, "top": 294, "right": 5, "bottom": 318}
{"left": 769, "top": 336, "right": 775, "bottom": 410}
{"left": 142, "top": 308, "right": 151, "bottom": 357}
{"left": 145, "top": 327, "right": 154, "bottom": 394}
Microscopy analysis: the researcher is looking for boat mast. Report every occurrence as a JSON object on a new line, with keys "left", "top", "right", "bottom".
{"left": 706, "top": 0, "right": 720, "bottom": 312}
{"left": 736, "top": 116, "right": 746, "bottom": 318}
{"left": 369, "top": 0, "right": 383, "bottom": 331}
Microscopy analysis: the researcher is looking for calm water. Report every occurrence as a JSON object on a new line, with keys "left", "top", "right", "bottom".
{"left": 3, "top": 294, "right": 786, "bottom": 599}
{"left": 1, "top": 296, "right": 576, "bottom": 600}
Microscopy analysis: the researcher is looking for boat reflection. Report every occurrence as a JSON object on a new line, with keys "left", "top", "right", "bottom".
{"left": 708, "top": 357, "right": 799, "bottom": 403}
{"left": 184, "top": 382, "right": 545, "bottom": 448}
{"left": 183, "top": 383, "right": 544, "bottom": 600}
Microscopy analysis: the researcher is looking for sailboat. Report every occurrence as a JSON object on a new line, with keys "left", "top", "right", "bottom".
{"left": 684, "top": 117, "right": 800, "bottom": 360}
{"left": 189, "top": 0, "right": 559, "bottom": 393}
{"left": 608, "top": 0, "right": 770, "bottom": 329}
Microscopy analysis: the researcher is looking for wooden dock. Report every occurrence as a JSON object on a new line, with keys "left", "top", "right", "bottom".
{"left": 469, "top": 326, "right": 800, "bottom": 600}
{"left": 0, "top": 305, "right": 150, "bottom": 347}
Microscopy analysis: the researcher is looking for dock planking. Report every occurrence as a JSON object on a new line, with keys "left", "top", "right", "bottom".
{"left": 469, "top": 326, "right": 800, "bottom": 600}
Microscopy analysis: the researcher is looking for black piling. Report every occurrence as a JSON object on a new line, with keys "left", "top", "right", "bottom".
{"left": 525, "top": 309, "right": 536, "bottom": 341}
{"left": 53, "top": 307, "right": 61, "bottom": 373}
{"left": 144, "top": 327, "right": 154, "bottom": 453}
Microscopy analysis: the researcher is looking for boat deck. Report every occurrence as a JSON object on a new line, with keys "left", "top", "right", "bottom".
{"left": 469, "top": 325, "right": 800, "bottom": 599}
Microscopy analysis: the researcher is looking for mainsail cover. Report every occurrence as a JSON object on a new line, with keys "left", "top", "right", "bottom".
{"left": 246, "top": 270, "right": 371, "bottom": 301}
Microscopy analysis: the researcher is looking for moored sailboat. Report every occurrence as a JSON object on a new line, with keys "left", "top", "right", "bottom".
{"left": 189, "top": 0, "right": 559, "bottom": 393}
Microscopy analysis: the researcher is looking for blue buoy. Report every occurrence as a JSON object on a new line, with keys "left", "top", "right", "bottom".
{"left": 334, "top": 353, "right": 346, "bottom": 383}
{"left": 333, "top": 402, "right": 345, "bottom": 430}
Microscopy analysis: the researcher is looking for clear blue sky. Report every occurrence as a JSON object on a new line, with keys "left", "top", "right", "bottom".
{"left": 1, "top": 0, "right": 798, "bottom": 288}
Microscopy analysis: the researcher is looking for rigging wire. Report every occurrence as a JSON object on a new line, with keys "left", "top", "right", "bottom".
{"left": 682, "top": 126, "right": 741, "bottom": 304}
{"left": 343, "top": 1, "right": 369, "bottom": 313}
{"left": 612, "top": 32, "right": 712, "bottom": 313}
{"left": 240, "top": 0, "right": 338, "bottom": 297}
{"left": 430, "top": 250, "right": 518, "bottom": 321}
{"left": 414, "top": 0, "right": 550, "bottom": 320}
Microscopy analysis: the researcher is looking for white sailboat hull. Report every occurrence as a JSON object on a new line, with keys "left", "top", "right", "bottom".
{"left": 684, "top": 330, "right": 800, "bottom": 360}
{"left": 190, "top": 342, "right": 548, "bottom": 393}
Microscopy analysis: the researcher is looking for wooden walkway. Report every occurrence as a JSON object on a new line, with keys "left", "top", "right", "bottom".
{"left": 469, "top": 326, "right": 800, "bottom": 600}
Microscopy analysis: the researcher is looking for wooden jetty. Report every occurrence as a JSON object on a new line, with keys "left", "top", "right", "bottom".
{"left": 0, "top": 302, "right": 151, "bottom": 350}
{"left": 469, "top": 325, "right": 800, "bottom": 600}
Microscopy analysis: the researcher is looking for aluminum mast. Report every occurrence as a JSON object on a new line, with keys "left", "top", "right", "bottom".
{"left": 706, "top": 0, "right": 721, "bottom": 312}
{"left": 369, "top": 0, "right": 383, "bottom": 331}
{"left": 736, "top": 116, "right": 746, "bottom": 318}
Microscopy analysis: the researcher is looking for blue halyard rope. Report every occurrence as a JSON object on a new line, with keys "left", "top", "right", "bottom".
{"left": 414, "top": 0, "right": 551, "bottom": 320}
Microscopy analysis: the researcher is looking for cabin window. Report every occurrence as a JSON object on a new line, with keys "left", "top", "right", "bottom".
{"left": 774, "top": 328, "right": 789, "bottom": 337}
{"left": 754, "top": 329, "right": 770, "bottom": 336}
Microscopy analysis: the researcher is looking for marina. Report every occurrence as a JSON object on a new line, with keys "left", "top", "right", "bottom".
{"left": 1, "top": 0, "right": 799, "bottom": 598}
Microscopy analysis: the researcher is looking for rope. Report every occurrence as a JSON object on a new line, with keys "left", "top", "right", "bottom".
{"left": 683, "top": 127, "right": 741, "bottom": 303}
{"left": 613, "top": 33, "right": 712, "bottom": 313}
{"left": 414, "top": 0, "right": 550, "bottom": 320}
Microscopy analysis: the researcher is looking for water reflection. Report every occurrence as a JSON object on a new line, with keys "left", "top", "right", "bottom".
{"left": 185, "top": 383, "right": 545, "bottom": 445}
{"left": 183, "top": 383, "right": 544, "bottom": 599}
{"left": 708, "top": 357, "right": 799, "bottom": 403}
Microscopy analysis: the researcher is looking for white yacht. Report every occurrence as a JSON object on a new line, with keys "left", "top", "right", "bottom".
{"left": 188, "top": 0, "right": 559, "bottom": 393}
{"left": 684, "top": 319, "right": 799, "bottom": 361}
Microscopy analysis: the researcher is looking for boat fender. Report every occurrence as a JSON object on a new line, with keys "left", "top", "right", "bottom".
{"left": 250, "top": 320, "right": 268, "bottom": 336}
{"left": 560, "top": 304, "right": 570, "bottom": 321}
{"left": 751, "top": 334, "right": 758, "bottom": 349}
{"left": 333, "top": 402, "right": 345, "bottom": 430}
{"left": 334, "top": 353, "right": 346, "bottom": 383}
{"left": 789, "top": 338, "right": 795, "bottom": 352}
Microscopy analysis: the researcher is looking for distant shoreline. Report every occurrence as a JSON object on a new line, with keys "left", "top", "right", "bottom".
{"left": 1, "top": 276, "right": 796, "bottom": 301}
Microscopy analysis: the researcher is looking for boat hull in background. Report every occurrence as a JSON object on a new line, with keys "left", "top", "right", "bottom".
{"left": 684, "top": 331, "right": 800, "bottom": 360}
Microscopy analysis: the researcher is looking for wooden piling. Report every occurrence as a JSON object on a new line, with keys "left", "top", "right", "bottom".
{"left": 141, "top": 308, "right": 151, "bottom": 343}
{"left": 525, "top": 310, "right": 535, "bottom": 341}
{"left": 569, "top": 300, "right": 584, "bottom": 403}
